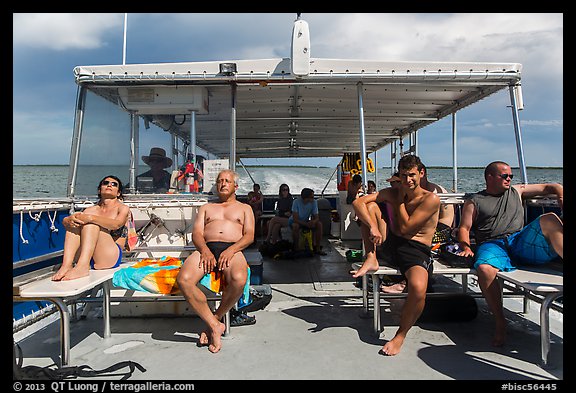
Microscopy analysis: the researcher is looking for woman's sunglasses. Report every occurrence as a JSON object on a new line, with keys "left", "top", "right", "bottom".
{"left": 101, "top": 180, "right": 119, "bottom": 188}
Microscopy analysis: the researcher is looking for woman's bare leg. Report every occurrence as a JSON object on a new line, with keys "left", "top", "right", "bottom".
{"left": 91, "top": 230, "right": 121, "bottom": 269}
{"left": 52, "top": 228, "right": 82, "bottom": 281}
{"left": 61, "top": 223, "right": 101, "bottom": 280}
{"left": 270, "top": 217, "right": 288, "bottom": 243}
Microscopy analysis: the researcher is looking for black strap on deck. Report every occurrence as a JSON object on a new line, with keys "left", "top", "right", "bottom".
{"left": 13, "top": 340, "right": 146, "bottom": 380}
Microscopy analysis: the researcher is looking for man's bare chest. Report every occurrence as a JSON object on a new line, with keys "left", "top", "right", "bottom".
{"left": 205, "top": 205, "right": 244, "bottom": 224}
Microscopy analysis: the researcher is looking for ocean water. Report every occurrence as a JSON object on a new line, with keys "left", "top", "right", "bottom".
{"left": 13, "top": 165, "right": 563, "bottom": 199}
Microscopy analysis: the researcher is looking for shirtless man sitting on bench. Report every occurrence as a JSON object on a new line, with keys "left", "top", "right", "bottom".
{"left": 351, "top": 154, "right": 440, "bottom": 356}
{"left": 177, "top": 169, "right": 255, "bottom": 353}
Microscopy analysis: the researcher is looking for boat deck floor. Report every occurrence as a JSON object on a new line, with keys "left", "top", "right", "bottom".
{"left": 14, "top": 239, "right": 563, "bottom": 381}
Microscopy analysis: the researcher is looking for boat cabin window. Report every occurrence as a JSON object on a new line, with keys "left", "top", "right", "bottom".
{"left": 73, "top": 88, "right": 175, "bottom": 197}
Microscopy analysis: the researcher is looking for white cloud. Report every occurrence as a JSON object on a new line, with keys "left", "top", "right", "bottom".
{"left": 521, "top": 119, "right": 563, "bottom": 127}
{"left": 13, "top": 13, "right": 124, "bottom": 50}
{"left": 12, "top": 13, "right": 563, "bottom": 167}
{"left": 310, "top": 13, "right": 563, "bottom": 78}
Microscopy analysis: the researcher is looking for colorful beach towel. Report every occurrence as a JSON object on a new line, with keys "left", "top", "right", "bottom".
{"left": 112, "top": 256, "right": 183, "bottom": 294}
{"left": 112, "top": 256, "right": 252, "bottom": 308}
{"left": 199, "top": 263, "right": 251, "bottom": 308}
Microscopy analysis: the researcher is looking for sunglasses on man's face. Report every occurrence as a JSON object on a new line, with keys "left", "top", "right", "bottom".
{"left": 101, "top": 180, "right": 119, "bottom": 188}
{"left": 497, "top": 173, "right": 514, "bottom": 180}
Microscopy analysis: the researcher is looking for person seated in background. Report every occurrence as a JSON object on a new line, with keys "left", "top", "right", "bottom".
{"left": 247, "top": 183, "right": 264, "bottom": 236}
{"left": 52, "top": 175, "right": 130, "bottom": 281}
{"left": 247, "top": 183, "right": 264, "bottom": 220}
{"left": 420, "top": 164, "right": 455, "bottom": 228}
{"left": 288, "top": 188, "right": 325, "bottom": 255}
{"left": 346, "top": 174, "right": 364, "bottom": 204}
{"left": 137, "top": 147, "right": 173, "bottom": 193}
{"left": 367, "top": 180, "right": 377, "bottom": 194}
{"left": 265, "top": 184, "right": 294, "bottom": 244}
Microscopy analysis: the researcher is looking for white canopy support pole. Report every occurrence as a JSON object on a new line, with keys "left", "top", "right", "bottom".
{"left": 357, "top": 82, "right": 368, "bottom": 188}
{"left": 238, "top": 158, "right": 256, "bottom": 184}
{"left": 391, "top": 141, "right": 397, "bottom": 176}
{"left": 373, "top": 150, "right": 378, "bottom": 186}
{"left": 230, "top": 84, "right": 237, "bottom": 172}
{"left": 509, "top": 85, "right": 528, "bottom": 184}
{"left": 190, "top": 111, "right": 196, "bottom": 164}
{"left": 128, "top": 112, "right": 139, "bottom": 194}
{"left": 67, "top": 87, "right": 87, "bottom": 199}
{"left": 171, "top": 134, "right": 178, "bottom": 170}
{"left": 122, "top": 13, "right": 128, "bottom": 65}
{"left": 452, "top": 112, "right": 458, "bottom": 192}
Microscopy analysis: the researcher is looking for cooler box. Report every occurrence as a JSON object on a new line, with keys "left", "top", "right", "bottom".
{"left": 249, "top": 260, "right": 263, "bottom": 285}
{"left": 317, "top": 198, "right": 333, "bottom": 237}
{"left": 245, "top": 250, "right": 264, "bottom": 285}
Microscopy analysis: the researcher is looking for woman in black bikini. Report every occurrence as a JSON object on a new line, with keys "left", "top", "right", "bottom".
{"left": 52, "top": 175, "right": 130, "bottom": 281}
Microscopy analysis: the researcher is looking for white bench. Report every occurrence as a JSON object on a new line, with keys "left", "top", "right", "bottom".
{"left": 496, "top": 265, "right": 563, "bottom": 367}
{"left": 352, "top": 260, "right": 563, "bottom": 367}
{"left": 13, "top": 267, "right": 120, "bottom": 367}
{"left": 13, "top": 263, "right": 230, "bottom": 367}
{"left": 351, "top": 260, "right": 475, "bottom": 334}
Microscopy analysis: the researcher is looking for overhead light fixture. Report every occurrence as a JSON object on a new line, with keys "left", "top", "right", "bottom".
{"left": 219, "top": 62, "right": 237, "bottom": 75}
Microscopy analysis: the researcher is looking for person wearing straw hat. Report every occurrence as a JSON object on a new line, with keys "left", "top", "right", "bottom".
{"left": 137, "top": 147, "right": 173, "bottom": 192}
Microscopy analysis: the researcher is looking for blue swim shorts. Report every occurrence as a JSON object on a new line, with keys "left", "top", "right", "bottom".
{"left": 473, "top": 216, "right": 558, "bottom": 272}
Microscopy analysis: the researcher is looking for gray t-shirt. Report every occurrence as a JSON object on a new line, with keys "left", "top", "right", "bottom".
{"left": 469, "top": 187, "right": 524, "bottom": 244}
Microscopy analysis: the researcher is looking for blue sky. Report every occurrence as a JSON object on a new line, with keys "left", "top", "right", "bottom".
{"left": 13, "top": 13, "right": 563, "bottom": 167}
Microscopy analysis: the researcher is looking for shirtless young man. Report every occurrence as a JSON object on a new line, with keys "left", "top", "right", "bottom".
{"left": 176, "top": 169, "right": 255, "bottom": 353}
{"left": 351, "top": 155, "right": 440, "bottom": 356}
{"left": 52, "top": 175, "right": 130, "bottom": 281}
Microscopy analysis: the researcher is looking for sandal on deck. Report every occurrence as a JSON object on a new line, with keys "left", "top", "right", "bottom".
{"left": 230, "top": 309, "right": 256, "bottom": 326}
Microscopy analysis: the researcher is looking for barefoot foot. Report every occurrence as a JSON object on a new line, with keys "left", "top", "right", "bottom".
{"left": 379, "top": 335, "right": 405, "bottom": 356}
{"left": 208, "top": 322, "right": 226, "bottom": 353}
{"left": 197, "top": 330, "right": 210, "bottom": 347}
{"left": 381, "top": 280, "right": 406, "bottom": 294}
{"left": 61, "top": 266, "right": 90, "bottom": 281}
{"left": 351, "top": 257, "right": 379, "bottom": 278}
{"left": 52, "top": 266, "right": 73, "bottom": 281}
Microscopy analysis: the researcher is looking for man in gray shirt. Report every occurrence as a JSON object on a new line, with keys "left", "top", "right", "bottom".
{"left": 457, "top": 161, "right": 563, "bottom": 347}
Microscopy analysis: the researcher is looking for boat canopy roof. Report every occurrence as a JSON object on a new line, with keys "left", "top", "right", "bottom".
{"left": 74, "top": 57, "right": 522, "bottom": 159}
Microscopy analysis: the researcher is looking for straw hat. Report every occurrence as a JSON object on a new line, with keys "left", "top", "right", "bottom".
{"left": 142, "top": 147, "right": 173, "bottom": 168}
